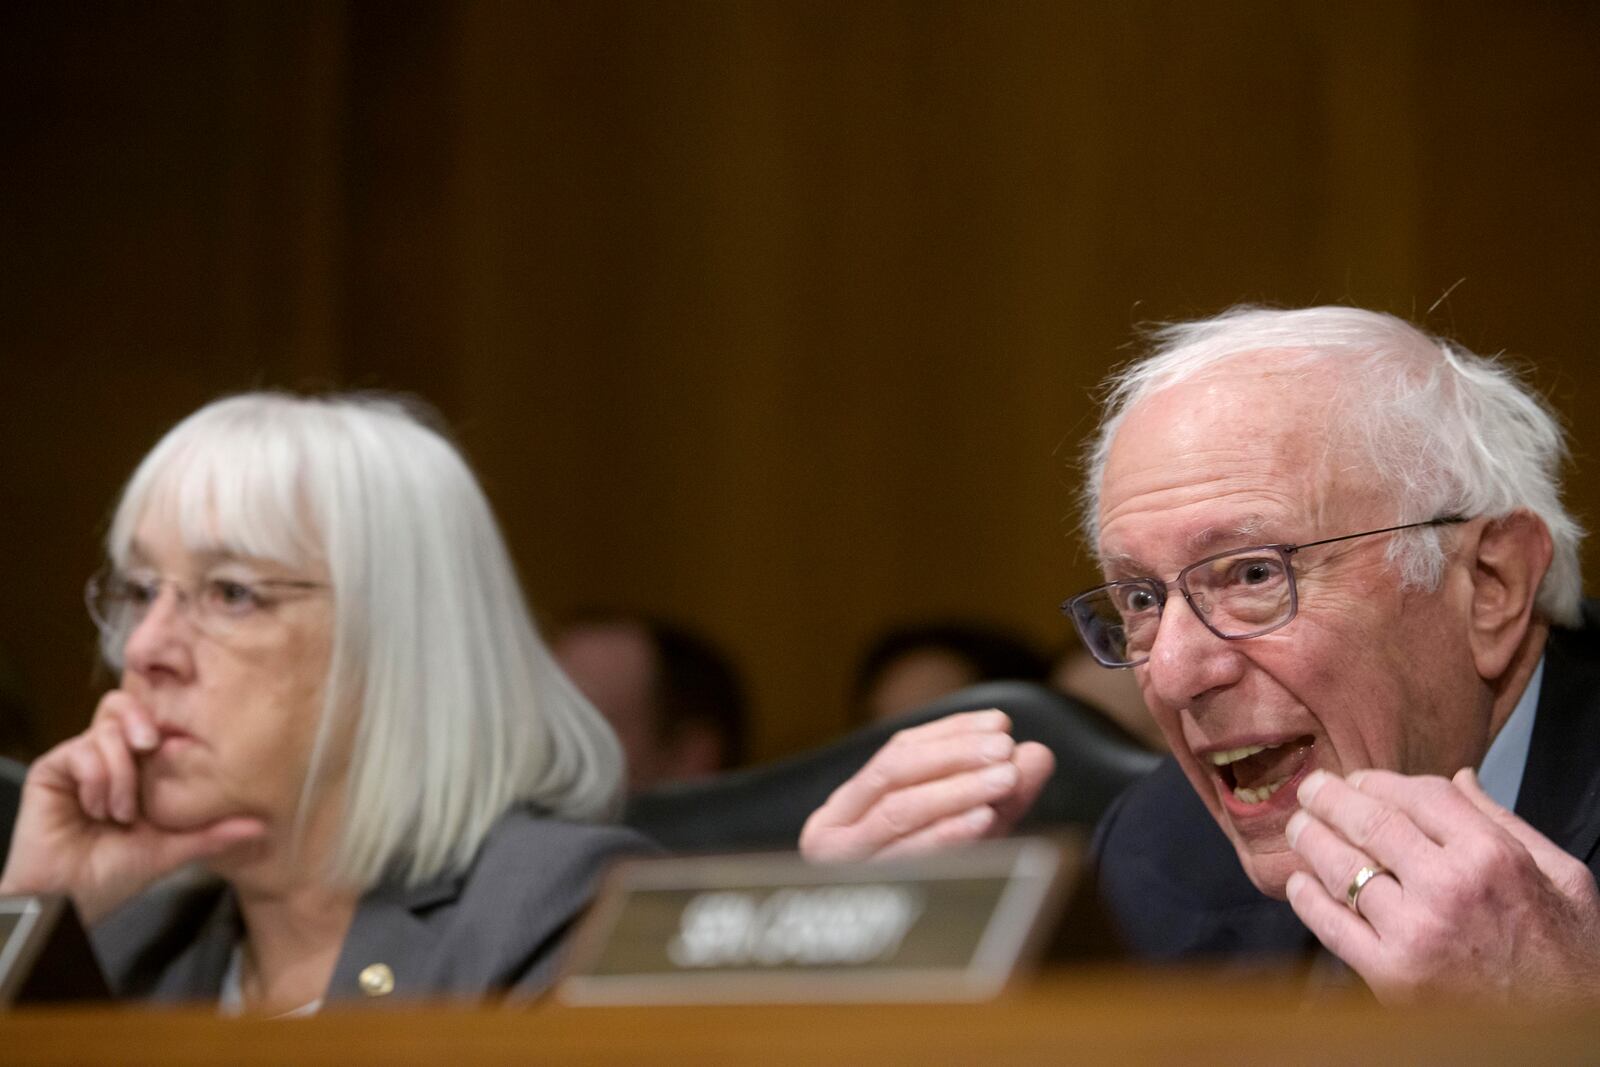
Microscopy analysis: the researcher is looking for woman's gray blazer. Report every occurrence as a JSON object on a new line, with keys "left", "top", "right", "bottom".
{"left": 90, "top": 811, "right": 653, "bottom": 1006}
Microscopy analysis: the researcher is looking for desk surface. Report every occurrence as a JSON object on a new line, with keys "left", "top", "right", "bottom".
{"left": 4, "top": 968, "right": 1598, "bottom": 1065}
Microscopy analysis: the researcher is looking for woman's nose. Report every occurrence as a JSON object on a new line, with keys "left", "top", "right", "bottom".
{"left": 121, "top": 583, "right": 195, "bottom": 678}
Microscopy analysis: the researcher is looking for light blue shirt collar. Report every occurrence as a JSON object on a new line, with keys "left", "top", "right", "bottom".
{"left": 1476, "top": 654, "right": 1544, "bottom": 812}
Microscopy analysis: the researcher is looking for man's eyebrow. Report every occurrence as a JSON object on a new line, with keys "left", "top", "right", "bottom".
{"left": 1183, "top": 516, "right": 1271, "bottom": 556}
{"left": 1099, "top": 551, "right": 1150, "bottom": 577}
{"left": 1100, "top": 516, "right": 1277, "bottom": 577}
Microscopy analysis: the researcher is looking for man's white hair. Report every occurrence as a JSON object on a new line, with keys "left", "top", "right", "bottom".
{"left": 1082, "top": 306, "right": 1584, "bottom": 627}
{"left": 106, "top": 392, "right": 624, "bottom": 889}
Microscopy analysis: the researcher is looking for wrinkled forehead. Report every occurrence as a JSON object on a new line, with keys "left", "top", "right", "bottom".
{"left": 1097, "top": 363, "right": 1378, "bottom": 556}
{"left": 109, "top": 436, "right": 324, "bottom": 569}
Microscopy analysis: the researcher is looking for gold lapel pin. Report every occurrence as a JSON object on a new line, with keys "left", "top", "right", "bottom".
{"left": 358, "top": 963, "right": 395, "bottom": 997}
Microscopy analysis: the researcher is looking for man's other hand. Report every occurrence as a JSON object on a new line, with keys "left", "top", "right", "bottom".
{"left": 799, "top": 710, "right": 1055, "bottom": 862}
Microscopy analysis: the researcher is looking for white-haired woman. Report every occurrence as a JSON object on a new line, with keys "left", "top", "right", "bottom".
{"left": 0, "top": 393, "right": 646, "bottom": 1013}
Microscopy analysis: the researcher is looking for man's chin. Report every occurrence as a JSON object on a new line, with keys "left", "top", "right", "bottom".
{"left": 1188, "top": 772, "right": 1301, "bottom": 899}
{"left": 1234, "top": 845, "right": 1299, "bottom": 901}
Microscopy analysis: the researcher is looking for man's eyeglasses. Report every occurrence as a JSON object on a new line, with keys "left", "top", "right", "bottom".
{"left": 1062, "top": 516, "right": 1468, "bottom": 668}
{"left": 86, "top": 568, "right": 328, "bottom": 664}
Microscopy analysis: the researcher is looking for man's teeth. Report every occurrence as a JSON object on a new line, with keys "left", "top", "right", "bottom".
{"left": 1232, "top": 775, "right": 1291, "bottom": 805}
{"left": 1207, "top": 741, "right": 1293, "bottom": 805}
{"left": 1209, "top": 741, "right": 1279, "bottom": 766}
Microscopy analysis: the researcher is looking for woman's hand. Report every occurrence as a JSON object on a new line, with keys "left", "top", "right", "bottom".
{"left": 0, "top": 691, "right": 267, "bottom": 925}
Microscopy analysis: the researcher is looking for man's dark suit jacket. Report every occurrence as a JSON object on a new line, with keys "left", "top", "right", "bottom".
{"left": 1092, "top": 603, "right": 1600, "bottom": 961}
{"left": 90, "top": 811, "right": 651, "bottom": 1005}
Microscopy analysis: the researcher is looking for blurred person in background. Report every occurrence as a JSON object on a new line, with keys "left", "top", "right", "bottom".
{"left": 554, "top": 614, "right": 748, "bottom": 792}
{"left": 851, "top": 621, "right": 1051, "bottom": 724}
{"left": 1050, "top": 647, "right": 1166, "bottom": 752}
{"left": 0, "top": 393, "right": 648, "bottom": 1013}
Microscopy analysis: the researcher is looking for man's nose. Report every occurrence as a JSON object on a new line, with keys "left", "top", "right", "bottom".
{"left": 1141, "top": 592, "right": 1243, "bottom": 709}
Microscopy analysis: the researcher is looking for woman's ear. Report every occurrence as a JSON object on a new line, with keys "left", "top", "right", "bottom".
{"left": 1466, "top": 511, "right": 1551, "bottom": 680}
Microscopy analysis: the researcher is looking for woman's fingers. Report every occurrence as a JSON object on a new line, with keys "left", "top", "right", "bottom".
{"left": 94, "top": 691, "right": 160, "bottom": 753}
{"left": 91, "top": 722, "right": 140, "bottom": 824}
{"left": 64, "top": 736, "right": 112, "bottom": 822}
{"left": 73, "top": 690, "right": 157, "bottom": 825}
{"left": 1, "top": 693, "right": 225, "bottom": 923}
{"left": 19, "top": 691, "right": 155, "bottom": 830}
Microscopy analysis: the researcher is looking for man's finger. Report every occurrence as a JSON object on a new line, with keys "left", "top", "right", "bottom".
{"left": 892, "top": 709, "right": 1014, "bottom": 742}
{"left": 1342, "top": 769, "right": 1493, "bottom": 846}
{"left": 1451, "top": 767, "right": 1579, "bottom": 886}
{"left": 812, "top": 712, "right": 1016, "bottom": 829}
{"left": 1287, "top": 808, "right": 1406, "bottom": 927}
{"left": 1297, "top": 770, "right": 1439, "bottom": 880}
{"left": 807, "top": 761, "right": 1022, "bottom": 861}
{"left": 990, "top": 741, "right": 1055, "bottom": 829}
{"left": 1285, "top": 870, "right": 1386, "bottom": 982}
{"left": 875, "top": 806, "right": 998, "bottom": 860}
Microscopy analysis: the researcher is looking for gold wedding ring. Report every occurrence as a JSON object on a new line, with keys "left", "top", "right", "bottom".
{"left": 1345, "top": 864, "right": 1390, "bottom": 918}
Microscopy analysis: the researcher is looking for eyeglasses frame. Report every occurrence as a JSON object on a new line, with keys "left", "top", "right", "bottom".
{"left": 1062, "top": 515, "right": 1470, "bottom": 668}
{"left": 84, "top": 568, "right": 330, "bottom": 658}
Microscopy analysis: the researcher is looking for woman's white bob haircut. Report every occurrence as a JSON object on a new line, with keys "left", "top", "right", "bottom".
{"left": 1083, "top": 306, "right": 1584, "bottom": 628}
{"left": 105, "top": 392, "right": 624, "bottom": 889}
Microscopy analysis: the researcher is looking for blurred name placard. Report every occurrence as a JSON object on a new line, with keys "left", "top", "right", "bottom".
{"left": 558, "top": 837, "right": 1077, "bottom": 1005}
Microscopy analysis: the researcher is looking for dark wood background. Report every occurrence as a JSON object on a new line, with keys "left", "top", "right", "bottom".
{"left": 3, "top": 2, "right": 1598, "bottom": 762}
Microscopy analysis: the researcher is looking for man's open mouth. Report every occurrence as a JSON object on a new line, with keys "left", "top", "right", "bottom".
{"left": 1208, "top": 736, "right": 1315, "bottom": 805}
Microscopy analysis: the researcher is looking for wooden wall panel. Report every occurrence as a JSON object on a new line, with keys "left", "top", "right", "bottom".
{"left": 3, "top": 2, "right": 1598, "bottom": 763}
{"left": 0, "top": 3, "right": 347, "bottom": 752}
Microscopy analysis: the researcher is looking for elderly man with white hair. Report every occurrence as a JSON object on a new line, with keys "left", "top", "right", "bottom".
{"left": 802, "top": 306, "right": 1600, "bottom": 1004}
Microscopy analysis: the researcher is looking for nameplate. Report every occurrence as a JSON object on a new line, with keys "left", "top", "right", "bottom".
{"left": 0, "top": 895, "right": 110, "bottom": 1006}
{"left": 558, "top": 836, "right": 1077, "bottom": 1004}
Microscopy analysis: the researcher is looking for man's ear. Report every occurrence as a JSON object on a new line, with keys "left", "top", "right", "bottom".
{"left": 1466, "top": 510, "right": 1551, "bottom": 680}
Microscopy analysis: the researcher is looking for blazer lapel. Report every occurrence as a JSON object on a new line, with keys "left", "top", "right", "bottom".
{"left": 1516, "top": 608, "right": 1600, "bottom": 864}
{"left": 147, "top": 884, "right": 240, "bottom": 1000}
{"left": 324, "top": 872, "right": 463, "bottom": 1003}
